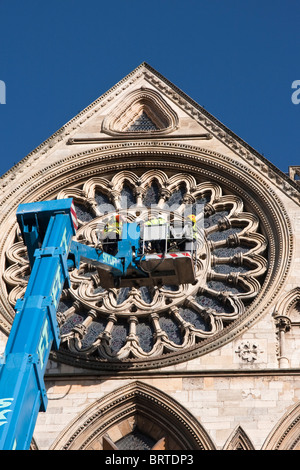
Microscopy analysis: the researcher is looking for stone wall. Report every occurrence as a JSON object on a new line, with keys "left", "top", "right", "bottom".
{"left": 35, "top": 369, "right": 300, "bottom": 450}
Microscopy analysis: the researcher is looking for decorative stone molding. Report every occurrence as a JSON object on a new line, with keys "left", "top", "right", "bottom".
{"left": 3, "top": 169, "right": 268, "bottom": 369}
{"left": 273, "top": 288, "right": 300, "bottom": 368}
{"left": 274, "top": 288, "right": 300, "bottom": 319}
{"left": 142, "top": 65, "right": 300, "bottom": 205}
{"left": 289, "top": 166, "right": 300, "bottom": 184}
{"left": 0, "top": 142, "right": 293, "bottom": 370}
{"left": 0, "top": 63, "right": 299, "bottom": 208}
{"left": 102, "top": 88, "right": 179, "bottom": 136}
{"left": 274, "top": 314, "right": 291, "bottom": 368}
{"left": 235, "top": 341, "right": 263, "bottom": 363}
{"left": 223, "top": 425, "right": 255, "bottom": 450}
{"left": 50, "top": 381, "right": 215, "bottom": 450}
{"left": 263, "top": 401, "right": 300, "bottom": 450}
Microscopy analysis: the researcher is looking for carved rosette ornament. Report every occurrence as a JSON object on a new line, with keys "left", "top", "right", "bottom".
{"left": 3, "top": 170, "right": 268, "bottom": 369}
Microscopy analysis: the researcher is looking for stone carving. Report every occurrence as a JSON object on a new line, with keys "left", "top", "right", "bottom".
{"left": 101, "top": 88, "right": 179, "bottom": 136}
{"left": 3, "top": 170, "right": 268, "bottom": 367}
{"left": 50, "top": 381, "right": 215, "bottom": 450}
{"left": 235, "top": 341, "right": 263, "bottom": 363}
{"left": 223, "top": 425, "right": 255, "bottom": 450}
{"left": 273, "top": 288, "right": 300, "bottom": 368}
{"left": 262, "top": 401, "right": 300, "bottom": 450}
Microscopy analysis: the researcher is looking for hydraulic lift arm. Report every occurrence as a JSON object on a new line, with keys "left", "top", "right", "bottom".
{"left": 0, "top": 200, "right": 147, "bottom": 449}
{"left": 0, "top": 198, "right": 196, "bottom": 450}
{"left": 0, "top": 199, "right": 77, "bottom": 450}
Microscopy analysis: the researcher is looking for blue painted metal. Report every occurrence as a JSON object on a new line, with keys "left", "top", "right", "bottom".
{"left": 0, "top": 199, "right": 76, "bottom": 450}
{"left": 70, "top": 240, "right": 124, "bottom": 277}
{"left": 0, "top": 198, "right": 194, "bottom": 449}
{"left": 117, "top": 222, "right": 141, "bottom": 273}
{"left": 70, "top": 222, "right": 146, "bottom": 282}
{"left": 0, "top": 200, "right": 148, "bottom": 449}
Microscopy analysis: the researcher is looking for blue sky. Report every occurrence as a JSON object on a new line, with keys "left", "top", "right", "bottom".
{"left": 0, "top": 0, "right": 299, "bottom": 176}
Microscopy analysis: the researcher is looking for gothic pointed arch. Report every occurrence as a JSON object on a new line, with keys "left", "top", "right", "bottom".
{"left": 223, "top": 426, "right": 255, "bottom": 450}
{"left": 263, "top": 401, "right": 300, "bottom": 450}
{"left": 101, "top": 88, "right": 178, "bottom": 135}
{"left": 274, "top": 287, "right": 300, "bottom": 320}
{"left": 273, "top": 288, "right": 300, "bottom": 368}
{"left": 50, "top": 381, "right": 215, "bottom": 450}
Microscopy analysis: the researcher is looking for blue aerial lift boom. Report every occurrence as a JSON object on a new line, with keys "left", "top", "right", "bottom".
{"left": 0, "top": 198, "right": 196, "bottom": 450}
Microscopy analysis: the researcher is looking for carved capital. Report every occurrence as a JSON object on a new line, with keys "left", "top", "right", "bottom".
{"left": 274, "top": 314, "right": 291, "bottom": 333}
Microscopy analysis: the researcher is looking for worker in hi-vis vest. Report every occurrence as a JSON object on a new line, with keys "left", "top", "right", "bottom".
{"left": 186, "top": 214, "right": 198, "bottom": 239}
{"left": 173, "top": 214, "right": 198, "bottom": 251}
{"left": 145, "top": 213, "right": 167, "bottom": 253}
{"left": 102, "top": 214, "right": 124, "bottom": 255}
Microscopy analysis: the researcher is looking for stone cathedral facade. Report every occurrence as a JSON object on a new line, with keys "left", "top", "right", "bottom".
{"left": 0, "top": 63, "right": 300, "bottom": 450}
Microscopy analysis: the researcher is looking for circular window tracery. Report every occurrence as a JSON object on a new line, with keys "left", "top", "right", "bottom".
{"left": 4, "top": 170, "right": 268, "bottom": 367}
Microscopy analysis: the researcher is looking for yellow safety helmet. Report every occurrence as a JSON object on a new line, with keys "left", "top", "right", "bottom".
{"left": 187, "top": 214, "right": 196, "bottom": 223}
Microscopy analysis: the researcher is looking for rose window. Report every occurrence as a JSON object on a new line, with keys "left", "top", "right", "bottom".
{"left": 4, "top": 170, "right": 268, "bottom": 367}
